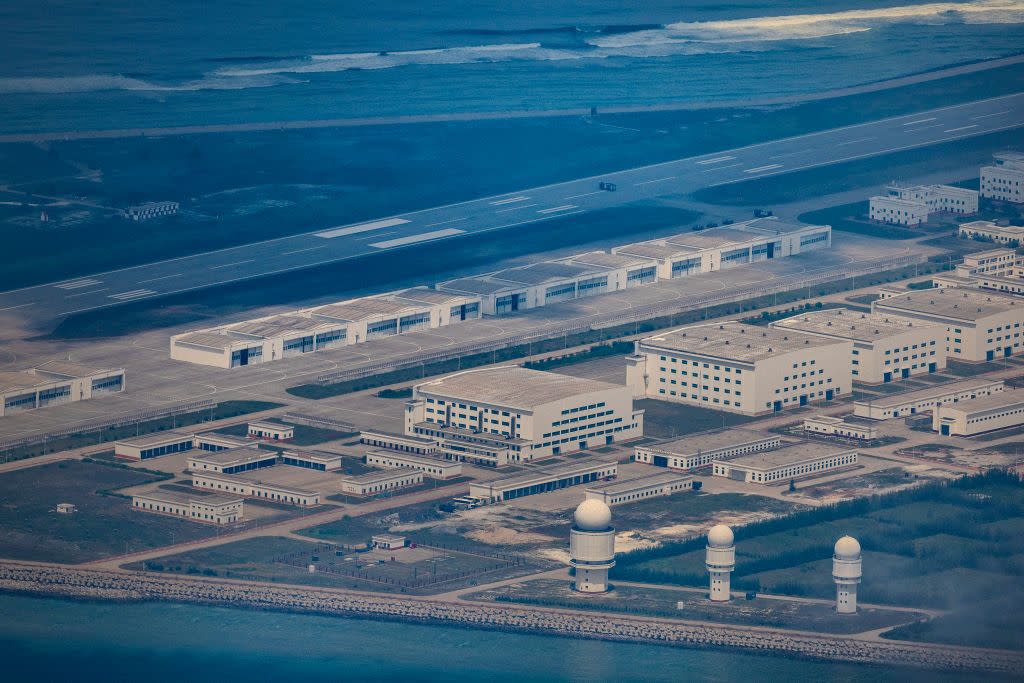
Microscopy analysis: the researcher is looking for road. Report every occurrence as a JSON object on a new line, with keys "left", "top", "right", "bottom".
{"left": 1, "top": 92, "right": 1022, "bottom": 331}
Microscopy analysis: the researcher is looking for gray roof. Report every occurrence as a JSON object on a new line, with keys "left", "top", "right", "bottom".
{"left": 722, "top": 442, "right": 856, "bottom": 471}
{"left": 479, "top": 459, "right": 617, "bottom": 490}
{"left": 875, "top": 287, "right": 1024, "bottom": 322}
{"left": 641, "top": 322, "right": 845, "bottom": 364}
{"left": 564, "top": 251, "right": 655, "bottom": 270}
{"left": 491, "top": 261, "right": 599, "bottom": 286}
{"left": 939, "top": 389, "right": 1024, "bottom": 415}
{"left": 394, "top": 287, "right": 477, "bottom": 305}
{"left": 613, "top": 242, "right": 698, "bottom": 260}
{"left": 415, "top": 366, "right": 625, "bottom": 411}
{"left": 0, "top": 371, "right": 49, "bottom": 393}
{"left": 437, "top": 277, "right": 522, "bottom": 296}
{"left": 33, "top": 360, "right": 118, "bottom": 379}
{"left": 188, "top": 446, "right": 274, "bottom": 466}
{"left": 854, "top": 378, "right": 1004, "bottom": 410}
{"left": 228, "top": 315, "right": 329, "bottom": 338}
{"left": 742, "top": 218, "right": 819, "bottom": 235}
{"left": 174, "top": 332, "right": 244, "bottom": 350}
{"left": 770, "top": 308, "right": 942, "bottom": 343}
{"left": 133, "top": 489, "right": 241, "bottom": 506}
{"left": 585, "top": 471, "right": 691, "bottom": 495}
{"left": 311, "top": 298, "right": 420, "bottom": 322}
{"left": 641, "top": 428, "right": 779, "bottom": 457}
{"left": 116, "top": 430, "right": 194, "bottom": 448}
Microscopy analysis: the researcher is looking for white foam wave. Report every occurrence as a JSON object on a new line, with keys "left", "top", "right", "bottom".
{"left": 589, "top": 1, "right": 1024, "bottom": 49}
{"left": 0, "top": 73, "right": 300, "bottom": 95}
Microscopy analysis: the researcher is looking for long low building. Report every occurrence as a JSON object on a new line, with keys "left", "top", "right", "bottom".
{"left": 869, "top": 183, "right": 977, "bottom": 226}
{"left": 187, "top": 446, "right": 278, "bottom": 474}
{"left": 584, "top": 471, "right": 693, "bottom": 506}
{"left": 980, "top": 152, "right": 1024, "bottom": 204}
{"left": 627, "top": 321, "right": 852, "bottom": 415}
{"left": 712, "top": 443, "right": 858, "bottom": 484}
{"left": 802, "top": 416, "right": 879, "bottom": 440}
{"left": 360, "top": 430, "right": 438, "bottom": 455}
{"left": 115, "top": 430, "right": 195, "bottom": 461}
{"left": 770, "top": 308, "right": 945, "bottom": 384}
{"left": 338, "top": 468, "right": 423, "bottom": 496}
{"left": 633, "top": 428, "right": 782, "bottom": 470}
{"left": 933, "top": 390, "right": 1024, "bottom": 436}
{"left": 281, "top": 448, "right": 344, "bottom": 471}
{"left": 853, "top": 379, "right": 1005, "bottom": 420}
{"left": 0, "top": 361, "right": 125, "bottom": 417}
{"left": 364, "top": 449, "right": 463, "bottom": 479}
{"left": 131, "top": 490, "right": 243, "bottom": 525}
{"left": 191, "top": 469, "right": 322, "bottom": 506}
{"left": 469, "top": 459, "right": 618, "bottom": 503}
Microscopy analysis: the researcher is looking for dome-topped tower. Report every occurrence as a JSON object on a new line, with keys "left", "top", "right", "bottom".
{"left": 705, "top": 524, "right": 736, "bottom": 602}
{"left": 569, "top": 498, "right": 616, "bottom": 593}
{"left": 833, "top": 535, "right": 863, "bottom": 614}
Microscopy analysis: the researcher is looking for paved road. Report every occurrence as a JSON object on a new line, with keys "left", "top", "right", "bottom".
{"left": 2, "top": 92, "right": 1022, "bottom": 330}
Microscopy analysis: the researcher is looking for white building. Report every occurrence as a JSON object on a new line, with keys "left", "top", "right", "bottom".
{"left": 802, "top": 415, "right": 878, "bottom": 440}
{"left": 0, "top": 361, "right": 125, "bottom": 417}
{"left": 853, "top": 378, "right": 1004, "bottom": 420}
{"left": 469, "top": 459, "right": 618, "bottom": 503}
{"left": 371, "top": 534, "right": 406, "bottom": 550}
{"left": 980, "top": 151, "right": 1024, "bottom": 203}
{"left": 833, "top": 536, "right": 862, "bottom": 614}
{"left": 187, "top": 446, "right": 278, "bottom": 474}
{"left": 633, "top": 428, "right": 781, "bottom": 471}
{"left": 569, "top": 499, "right": 616, "bottom": 593}
{"left": 406, "top": 366, "right": 643, "bottom": 462}
{"left": 932, "top": 389, "right": 1024, "bottom": 436}
{"left": 873, "top": 287, "right": 1024, "bottom": 362}
{"left": 248, "top": 421, "right": 294, "bottom": 441}
{"left": 281, "top": 448, "right": 344, "bottom": 471}
{"left": 869, "top": 183, "right": 977, "bottom": 226}
{"left": 958, "top": 220, "right": 1024, "bottom": 245}
{"left": 770, "top": 308, "right": 945, "bottom": 384}
{"left": 338, "top": 468, "right": 423, "bottom": 496}
{"left": 364, "top": 449, "right": 463, "bottom": 479}
{"left": 584, "top": 471, "right": 693, "bottom": 506}
{"left": 360, "top": 430, "right": 438, "bottom": 455}
{"left": 193, "top": 432, "right": 251, "bottom": 452}
{"left": 706, "top": 524, "right": 735, "bottom": 602}
{"left": 627, "top": 321, "right": 852, "bottom": 415}
{"left": 191, "top": 469, "right": 322, "bottom": 506}
{"left": 115, "top": 430, "right": 195, "bottom": 461}
{"left": 712, "top": 442, "right": 858, "bottom": 484}
{"left": 132, "top": 490, "right": 243, "bottom": 525}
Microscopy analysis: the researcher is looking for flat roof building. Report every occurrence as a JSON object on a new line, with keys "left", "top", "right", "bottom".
{"left": 933, "top": 389, "right": 1024, "bottom": 436}
{"left": 360, "top": 430, "right": 438, "bottom": 455}
{"left": 584, "top": 471, "right": 693, "bottom": 506}
{"left": 364, "top": 449, "right": 463, "bottom": 479}
{"left": 115, "top": 430, "right": 194, "bottom": 461}
{"left": 338, "top": 468, "right": 423, "bottom": 496}
{"left": 281, "top": 448, "right": 344, "bottom": 472}
{"left": 131, "top": 490, "right": 243, "bottom": 525}
{"left": 853, "top": 378, "right": 1004, "bottom": 420}
{"left": 712, "top": 442, "right": 858, "bottom": 485}
{"left": 248, "top": 421, "right": 294, "bottom": 441}
{"left": 469, "top": 459, "right": 618, "bottom": 503}
{"left": 193, "top": 432, "right": 252, "bottom": 452}
{"left": 191, "top": 468, "right": 322, "bottom": 507}
{"left": 873, "top": 287, "right": 1024, "bottom": 362}
{"left": 633, "top": 428, "right": 782, "bottom": 470}
{"left": 958, "top": 220, "right": 1024, "bottom": 245}
{"left": 869, "top": 184, "right": 977, "bottom": 226}
{"left": 627, "top": 321, "right": 852, "bottom": 415}
{"left": 187, "top": 446, "right": 278, "bottom": 474}
{"left": 802, "top": 415, "right": 878, "bottom": 440}
{"left": 770, "top": 307, "right": 945, "bottom": 384}
{"left": 0, "top": 362, "right": 125, "bottom": 418}
{"left": 980, "top": 152, "right": 1024, "bottom": 204}
{"left": 406, "top": 366, "right": 643, "bottom": 462}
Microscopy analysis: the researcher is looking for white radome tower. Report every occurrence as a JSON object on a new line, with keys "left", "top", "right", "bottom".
{"left": 569, "top": 499, "right": 616, "bottom": 593}
{"left": 705, "top": 524, "right": 735, "bottom": 602}
{"left": 833, "top": 535, "right": 862, "bottom": 614}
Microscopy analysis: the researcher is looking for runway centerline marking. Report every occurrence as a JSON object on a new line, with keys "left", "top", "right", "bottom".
{"left": 489, "top": 196, "right": 530, "bottom": 206}
{"left": 53, "top": 278, "right": 102, "bottom": 290}
{"left": 210, "top": 259, "right": 256, "bottom": 270}
{"left": 281, "top": 246, "right": 328, "bottom": 256}
{"left": 701, "top": 162, "right": 743, "bottom": 172}
{"left": 634, "top": 176, "right": 676, "bottom": 186}
{"left": 971, "top": 110, "right": 1010, "bottom": 120}
{"left": 315, "top": 217, "right": 409, "bottom": 239}
{"left": 696, "top": 156, "right": 736, "bottom": 165}
{"left": 536, "top": 204, "right": 577, "bottom": 214}
{"left": 564, "top": 191, "right": 602, "bottom": 199}
{"left": 65, "top": 288, "right": 110, "bottom": 298}
{"left": 743, "top": 164, "right": 783, "bottom": 174}
{"left": 108, "top": 289, "right": 155, "bottom": 300}
{"left": 424, "top": 217, "right": 468, "bottom": 227}
{"left": 138, "top": 273, "right": 183, "bottom": 284}
{"left": 944, "top": 124, "right": 978, "bottom": 133}
{"left": 495, "top": 203, "right": 538, "bottom": 213}
{"left": 354, "top": 230, "right": 399, "bottom": 241}
{"left": 369, "top": 228, "right": 466, "bottom": 249}
{"left": 836, "top": 136, "right": 876, "bottom": 147}
{"left": 0, "top": 302, "right": 34, "bottom": 311}
{"left": 904, "top": 123, "right": 944, "bottom": 132}
{"left": 903, "top": 117, "right": 937, "bottom": 125}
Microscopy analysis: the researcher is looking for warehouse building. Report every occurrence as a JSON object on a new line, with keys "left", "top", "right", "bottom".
{"left": 633, "top": 428, "right": 782, "bottom": 470}
{"left": 248, "top": 421, "right": 294, "bottom": 441}
{"left": 933, "top": 248, "right": 1024, "bottom": 296}
{"left": 193, "top": 432, "right": 251, "bottom": 452}
{"left": 933, "top": 389, "right": 1024, "bottom": 436}
{"left": 360, "top": 430, "right": 438, "bottom": 455}
{"left": 869, "top": 183, "right": 977, "bottom": 226}
{"left": 712, "top": 442, "right": 858, "bottom": 484}
{"left": 980, "top": 151, "right": 1024, "bottom": 203}
{"left": 411, "top": 423, "right": 524, "bottom": 467}
{"left": 338, "top": 468, "right": 423, "bottom": 496}
{"left": 958, "top": 220, "right": 1024, "bottom": 245}
{"left": 0, "top": 361, "right": 125, "bottom": 417}
{"left": 115, "top": 430, "right": 194, "bottom": 460}
{"left": 187, "top": 446, "right": 278, "bottom": 474}
{"left": 873, "top": 287, "right": 1024, "bottom": 362}
{"left": 191, "top": 468, "right": 322, "bottom": 506}
{"left": 770, "top": 308, "right": 945, "bottom": 383}
{"left": 584, "top": 471, "right": 693, "bottom": 506}
{"left": 131, "top": 490, "right": 242, "bottom": 525}
{"left": 627, "top": 321, "right": 851, "bottom": 415}
{"left": 852, "top": 378, "right": 1004, "bottom": 420}
{"left": 468, "top": 459, "right": 618, "bottom": 503}
{"left": 280, "top": 448, "right": 344, "bottom": 471}
{"left": 364, "top": 449, "right": 463, "bottom": 479}
{"left": 802, "top": 415, "right": 878, "bottom": 440}
{"left": 405, "top": 366, "right": 643, "bottom": 461}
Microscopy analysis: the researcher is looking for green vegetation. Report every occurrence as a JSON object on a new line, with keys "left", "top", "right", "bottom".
{"left": 524, "top": 341, "right": 634, "bottom": 371}
{"left": 376, "top": 387, "right": 413, "bottom": 399}
{"left": 214, "top": 419, "right": 354, "bottom": 447}
{"left": 906, "top": 280, "right": 934, "bottom": 290}
{"left": 0, "top": 400, "right": 282, "bottom": 462}
{"left": 614, "top": 471, "right": 1024, "bottom": 649}
{"left": 0, "top": 460, "right": 217, "bottom": 563}
{"left": 468, "top": 578, "right": 922, "bottom": 635}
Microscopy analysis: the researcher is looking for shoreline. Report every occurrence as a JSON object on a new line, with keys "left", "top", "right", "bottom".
{"left": 1, "top": 562, "right": 1019, "bottom": 674}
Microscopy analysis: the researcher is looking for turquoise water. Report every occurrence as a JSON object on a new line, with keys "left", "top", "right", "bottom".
{"left": 0, "top": 594, "right": 1003, "bottom": 682}
{"left": 1, "top": 1, "right": 1023, "bottom": 132}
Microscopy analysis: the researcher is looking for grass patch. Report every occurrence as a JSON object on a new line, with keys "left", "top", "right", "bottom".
{"left": 524, "top": 341, "right": 634, "bottom": 371}
{"left": 376, "top": 387, "right": 413, "bottom": 399}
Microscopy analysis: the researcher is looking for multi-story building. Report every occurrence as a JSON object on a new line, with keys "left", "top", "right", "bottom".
{"left": 980, "top": 151, "right": 1024, "bottom": 203}
{"left": 869, "top": 183, "right": 977, "bottom": 226}
{"left": 712, "top": 442, "right": 858, "bottom": 484}
{"left": 958, "top": 220, "right": 1024, "bottom": 245}
{"left": 770, "top": 307, "right": 945, "bottom": 383}
{"left": 626, "top": 321, "right": 852, "bottom": 415}
{"left": 853, "top": 378, "right": 1004, "bottom": 420}
{"left": 933, "top": 389, "right": 1024, "bottom": 436}
{"left": 873, "top": 287, "right": 1024, "bottom": 362}
{"left": 364, "top": 449, "right": 463, "bottom": 479}
{"left": 405, "top": 366, "right": 643, "bottom": 462}
{"left": 131, "top": 490, "right": 243, "bottom": 525}
{"left": 0, "top": 361, "right": 125, "bottom": 417}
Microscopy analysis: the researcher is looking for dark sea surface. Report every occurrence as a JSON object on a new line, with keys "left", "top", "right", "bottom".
{"left": 1, "top": 1, "right": 1023, "bottom": 133}
{"left": 0, "top": 594, "right": 1004, "bottom": 683}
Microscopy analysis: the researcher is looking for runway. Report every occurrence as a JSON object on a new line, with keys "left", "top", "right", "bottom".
{"left": 1, "top": 92, "right": 1022, "bottom": 330}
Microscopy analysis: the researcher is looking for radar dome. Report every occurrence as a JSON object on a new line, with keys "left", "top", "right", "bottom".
{"left": 707, "top": 524, "right": 734, "bottom": 548}
{"left": 834, "top": 535, "right": 861, "bottom": 560}
{"left": 574, "top": 499, "right": 612, "bottom": 531}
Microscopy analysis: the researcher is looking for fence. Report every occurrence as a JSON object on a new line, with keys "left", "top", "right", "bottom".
{"left": 315, "top": 253, "right": 927, "bottom": 386}
{"left": 280, "top": 413, "right": 358, "bottom": 433}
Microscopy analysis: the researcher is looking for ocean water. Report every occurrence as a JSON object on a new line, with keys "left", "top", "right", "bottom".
{"left": 0, "top": 594, "right": 1004, "bottom": 683}
{"left": 1, "top": 0, "right": 1023, "bottom": 133}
